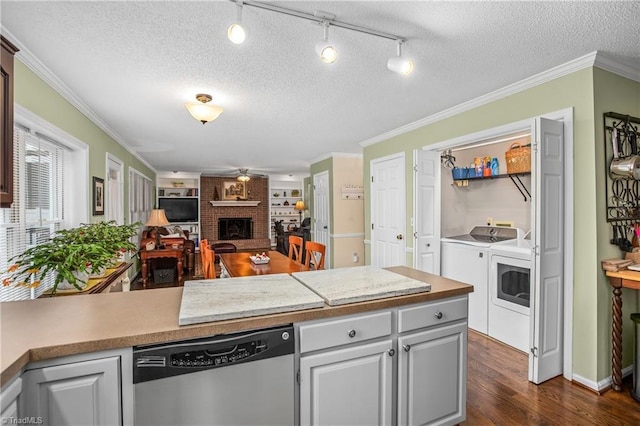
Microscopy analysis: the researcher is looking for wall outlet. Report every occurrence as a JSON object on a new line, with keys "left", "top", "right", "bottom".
{"left": 353, "top": 252, "right": 359, "bottom": 263}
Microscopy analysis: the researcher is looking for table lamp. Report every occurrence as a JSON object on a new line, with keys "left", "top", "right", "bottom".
{"left": 294, "top": 200, "right": 305, "bottom": 225}
{"left": 146, "top": 209, "right": 170, "bottom": 248}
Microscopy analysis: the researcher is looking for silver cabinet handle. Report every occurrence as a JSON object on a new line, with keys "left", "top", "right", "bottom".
{"left": 348, "top": 329, "right": 356, "bottom": 338}
{"left": 388, "top": 349, "right": 395, "bottom": 357}
{"left": 434, "top": 311, "right": 443, "bottom": 320}
{"left": 403, "top": 344, "right": 411, "bottom": 352}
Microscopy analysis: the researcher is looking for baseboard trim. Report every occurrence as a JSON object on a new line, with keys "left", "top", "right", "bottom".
{"left": 572, "top": 365, "right": 633, "bottom": 393}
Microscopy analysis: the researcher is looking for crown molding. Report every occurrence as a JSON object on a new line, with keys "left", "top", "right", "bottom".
{"left": 593, "top": 51, "right": 640, "bottom": 83}
{"left": 2, "top": 27, "right": 157, "bottom": 174}
{"left": 309, "top": 151, "right": 363, "bottom": 165}
{"left": 359, "top": 51, "right": 609, "bottom": 148}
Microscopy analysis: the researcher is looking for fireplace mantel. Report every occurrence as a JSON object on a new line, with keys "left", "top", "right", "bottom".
{"left": 209, "top": 201, "right": 261, "bottom": 207}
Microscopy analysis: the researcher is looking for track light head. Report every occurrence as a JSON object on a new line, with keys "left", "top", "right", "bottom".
{"left": 228, "top": 1, "right": 247, "bottom": 44}
{"left": 387, "top": 40, "right": 414, "bottom": 75}
{"left": 316, "top": 22, "right": 337, "bottom": 64}
{"left": 228, "top": 23, "right": 246, "bottom": 44}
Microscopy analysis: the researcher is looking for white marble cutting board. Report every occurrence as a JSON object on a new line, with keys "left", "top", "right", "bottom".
{"left": 178, "top": 274, "right": 325, "bottom": 326}
{"left": 292, "top": 266, "right": 431, "bottom": 306}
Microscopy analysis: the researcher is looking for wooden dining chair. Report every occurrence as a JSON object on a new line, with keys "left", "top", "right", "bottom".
{"left": 304, "top": 241, "right": 326, "bottom": 270}
{"left": 201, "top": 243, "right": 216, "bottom": 279}
{"left": 199, "top": 239, "right": 209, "bottom": 276}
{"left": 288, "top": 235, "right": 303, "bottom": 263}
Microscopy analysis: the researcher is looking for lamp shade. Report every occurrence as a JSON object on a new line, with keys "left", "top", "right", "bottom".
{"left": 294, "top": 200, "right": 306, "bottom": 211}
{"left": 146, "top": 209, "right": 170, "bottom": 227}
{"left": 185, "top": 94, "right": 224, "bottom": 124}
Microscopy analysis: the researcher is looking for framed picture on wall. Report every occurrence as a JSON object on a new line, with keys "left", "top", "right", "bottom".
{"left": 93, "top": 176, "right": 105, "bottom": 215}
{"left": 223, "top": 181, "right": 246, "bottom": 200}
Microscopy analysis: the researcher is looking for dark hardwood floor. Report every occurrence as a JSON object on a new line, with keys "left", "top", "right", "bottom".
{"left": 130, "top": 264, "right": 640, "bottom": 423}
{"left": 464, "top": 330, "right": 640, "bottom": 425}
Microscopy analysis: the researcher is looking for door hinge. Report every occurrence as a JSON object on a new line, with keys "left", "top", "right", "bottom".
{"left": 372, "top": 223, "right": 374, "bottom": 230}
{"left": 371, "top": 176, "right": 374, "bottom": 183}
{"left": 296, "top": 370, "right": 301, "bottom": 384}
{"left": 413, "top": 165, "right": 418, "bottom": 172}
{"left": 312, "top": 185, "right": 316, "bottom": 190}
{"left": 530, "top": 347, "right": 538, "bottom": 358}
{"left": 413, "top": 232, "right": 418, "bottom": 239}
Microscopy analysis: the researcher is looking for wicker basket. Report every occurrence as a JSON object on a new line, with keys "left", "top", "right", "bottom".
{"left": 505, "top": 143, "right": 531, "bottom": 174}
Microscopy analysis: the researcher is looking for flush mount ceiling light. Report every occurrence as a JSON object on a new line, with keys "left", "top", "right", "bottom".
{"left": 227, "top": 0, "right": 413, "bottom": 75}
{"left": 227, "top": 0, "right": 247, "bottom": 44}
{"left": 315, "top": 21, "right": 338, "bottom": 64}
{"left": 237, "top": 168, "right": 251, "bottom": 182}
{"left": 387, "top": 40, "right": 414, "bottom": 75}
{"left": 184, "top": 94, "right": 224, "bottom": 125}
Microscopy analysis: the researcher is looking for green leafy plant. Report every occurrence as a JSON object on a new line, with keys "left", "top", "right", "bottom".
{"left": 2, "top": 221, "right": 141, "bottom": 294}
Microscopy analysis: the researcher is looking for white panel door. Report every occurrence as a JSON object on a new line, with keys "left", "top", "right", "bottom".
{"left": 21, "top": 357, "right": 121, "bottom": 425}
{"left": 106, "top": 154, "right": 124, "bottom": 224}
{"left": 413, "top": 149, "right": 440, "bottom": 274}
{"left": 313, "top": 171, "right": 330, "bottom": 266}
{"left": 299, "top": 340, "right": 393, "bottom": 426}
{"left": 371, "top": 153, "right": 406, "bottom": 267}
{"left": 529, "top": 117, "right": 564, "bottom": 384}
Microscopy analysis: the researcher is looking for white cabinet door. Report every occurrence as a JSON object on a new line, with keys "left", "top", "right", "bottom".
{"left": 398, "top": 322, "right": 467, "bottom": 426}
{"left": 300, "top": 340, "right": 393, "bottom": 426}
{"left": 1, "top": 377, "right": 22, "bottom": 421}
{"left": 21, "top": 357, "right": 121, "bottom": 426}
{"left": 441, "top": 242, "right": 488, "bottom": 333}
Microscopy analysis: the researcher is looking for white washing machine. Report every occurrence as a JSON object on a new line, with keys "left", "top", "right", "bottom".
{"left": 441, "top": 226, "right": 521, "bottom": 334}
{"left": 488, "top": 239, "right": 532, "bottom": 352}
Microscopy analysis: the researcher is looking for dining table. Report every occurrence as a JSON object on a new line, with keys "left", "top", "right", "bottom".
{"left": 219, "top": 250, "right": 309, "bottom": 277}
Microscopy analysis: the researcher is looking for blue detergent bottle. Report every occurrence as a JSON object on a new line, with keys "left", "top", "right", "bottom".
{"left": 491, "top": 157, "right": 499, "bottom": 176}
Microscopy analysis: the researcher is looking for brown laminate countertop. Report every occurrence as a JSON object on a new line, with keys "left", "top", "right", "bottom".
{"left": 0, "top": 266, "right": 472, "bottom": 387}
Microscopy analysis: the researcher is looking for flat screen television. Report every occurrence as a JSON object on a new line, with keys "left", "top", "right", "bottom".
{"left": 158, "top": 198, "right": 199, "bottom": 223}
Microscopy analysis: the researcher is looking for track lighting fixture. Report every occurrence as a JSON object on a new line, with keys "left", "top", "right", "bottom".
{"left": 227, "top": 1, "right": 247, "bottom": 44}
{"left": 315, "top": 22, "right": 338, "bottom": 64}
{"left": 185, "top": 94, "right": 224, "bottom": 124}
{"left": 227, "top": 0, "right": 413, "bottom": 74}
{"left": 387, "top": 40, "right": 414, "bottom": 75}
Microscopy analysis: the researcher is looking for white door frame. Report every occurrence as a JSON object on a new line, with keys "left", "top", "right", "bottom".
{"left": 421, "top": 107, "right": 574, "bottom": 381}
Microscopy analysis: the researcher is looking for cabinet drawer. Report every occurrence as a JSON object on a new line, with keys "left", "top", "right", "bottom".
{"left": 299, "top": 311, "right": 392, "bottom": 353}
{"left": 397, "top": 296, "right": 467, "bottom": 333}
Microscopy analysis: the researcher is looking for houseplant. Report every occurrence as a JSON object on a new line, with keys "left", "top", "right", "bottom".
{"left": 2, "top": 221, "right": 140, "bottom": 294}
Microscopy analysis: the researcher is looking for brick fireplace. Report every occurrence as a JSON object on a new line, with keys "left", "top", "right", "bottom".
{"left": 200, "top": 176, "right": 271, "bottom": 250}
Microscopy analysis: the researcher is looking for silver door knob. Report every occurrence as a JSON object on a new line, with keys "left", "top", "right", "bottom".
{"left": 434, "top": 311, "right": 443, "bottom": 320}
{"left": 348, "top": 329, "right": 356, "bottom": 338}
{"left": 388, "top": 349, "right": 395, "bottom": 357}
{"left": 403, "top": 344, "right": 411, "bottom": 352}
{"left": 396, "top": 234, "right": 403, "bottom": 240}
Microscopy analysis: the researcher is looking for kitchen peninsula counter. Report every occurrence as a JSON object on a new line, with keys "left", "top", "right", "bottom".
{"left": 1, "top": 266, "right": 472, "bottom": 387}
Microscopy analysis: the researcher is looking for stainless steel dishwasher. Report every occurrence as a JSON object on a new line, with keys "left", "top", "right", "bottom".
{"left": 133, "top": 325, "right": 295, "bottom": 426}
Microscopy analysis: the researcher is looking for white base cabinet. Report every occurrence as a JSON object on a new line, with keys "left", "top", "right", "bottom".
{"left": 297, "top": 295, "right": 468, "bottom": 426}
{"left": 0, "top": 377, "right": 21, "bottom": 421}
{"left": 18, "top": 349, "right": 133, "bottom": 426}
{"left": 397, "top": 323, "right": 467, "bottom": 425}
{"left": 299, "top": 340, "right": 393, "bottom": 425}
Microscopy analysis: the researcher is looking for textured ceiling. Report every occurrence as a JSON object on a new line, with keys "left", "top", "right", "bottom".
{"left": 2, "top": 1, "right": 640, "bottom": 177}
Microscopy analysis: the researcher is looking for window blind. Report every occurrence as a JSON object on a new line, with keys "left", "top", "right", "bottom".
{"left": 0, "top": 126, "right": 67, "bottom": 301}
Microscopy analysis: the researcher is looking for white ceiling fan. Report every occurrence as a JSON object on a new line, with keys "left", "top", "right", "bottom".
{"left": 203, "top": 167, "right": 270, "bottom": 182}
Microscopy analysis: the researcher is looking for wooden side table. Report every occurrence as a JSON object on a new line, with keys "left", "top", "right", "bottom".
{"left": 140, "top": 247, "right": 183, "bottom": 288}
{"left": 605, "top": 269, "right": 640, "bottom": 391}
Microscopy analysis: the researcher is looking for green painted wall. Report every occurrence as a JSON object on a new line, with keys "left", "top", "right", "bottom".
{"left": 593, "top": 68, "right": 640, "bottom": 380}
{"left": 364, "top": 68, "right": 640, "bottom": 381}
{"left": 13, "top": 60, "right": 156, "bottom": 223}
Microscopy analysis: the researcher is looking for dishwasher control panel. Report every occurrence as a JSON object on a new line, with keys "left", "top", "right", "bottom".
{"left": 169, "top": 340, "right": 265, "bottom": 368}
{"left": 133, "top": 325, "right": 294, "bottom": 383}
